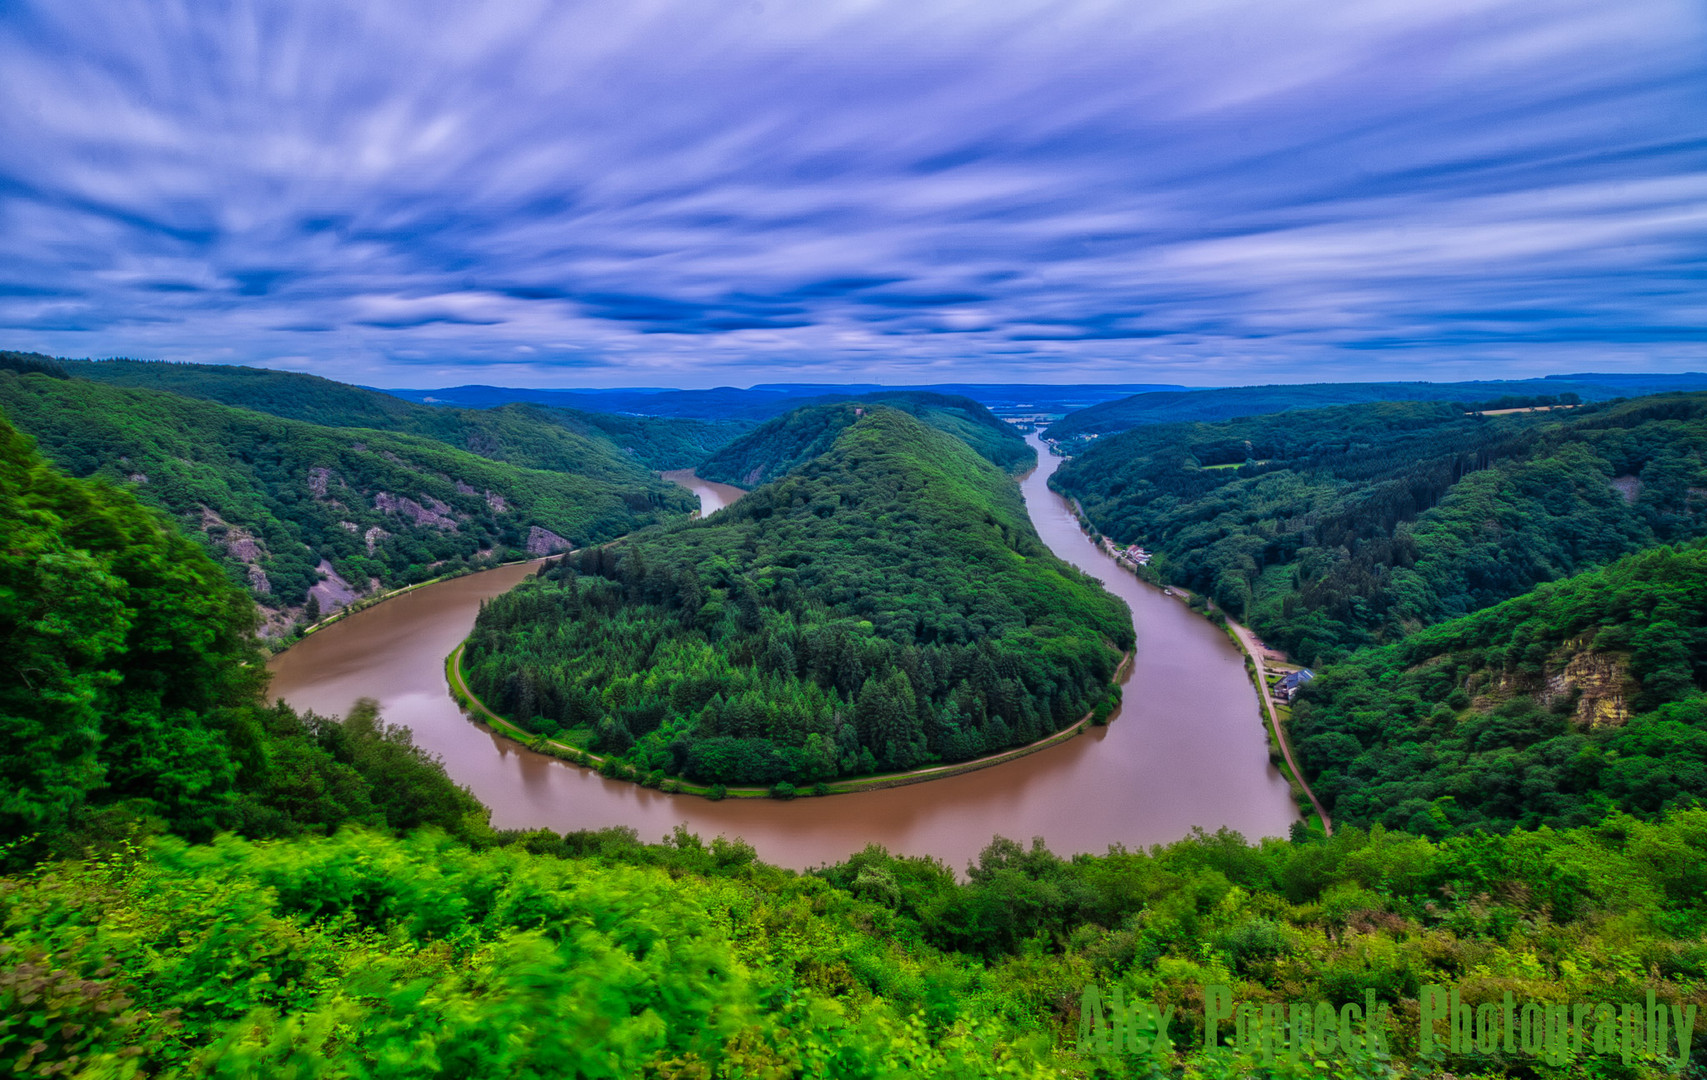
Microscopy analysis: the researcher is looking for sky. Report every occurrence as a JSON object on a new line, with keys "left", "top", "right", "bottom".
{"left": 1, "top": 0, "right": 1704, "bottom": 389}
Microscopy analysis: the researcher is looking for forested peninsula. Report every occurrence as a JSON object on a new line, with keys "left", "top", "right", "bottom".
{"left": 462, "top": 406, "right": 1130, "bottom": 787}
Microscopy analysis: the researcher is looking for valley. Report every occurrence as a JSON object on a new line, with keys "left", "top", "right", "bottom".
{"left": 7, "top": 358, "right": 1707, "bottom": 1078}
{"left": 267, "top": 431, "right": 1299, "bottom": 869}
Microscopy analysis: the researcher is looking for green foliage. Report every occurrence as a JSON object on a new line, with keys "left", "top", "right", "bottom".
{"left": 1292, "top": 544, "right": 1707, "bottom": 834}
{"left": 464, "top": 408, "right": 1130, "bottom": 784}
{"left": 12, "top": 357, "right": 1707, "bottom": 1078}
{"left": 1054, "top": 395, "right": 1707, "bottom": 665}
{"left": 698, "top": 392, "right": 1033, "bottom": 488}
{"left": 68, "top": 357, "right": 751, "bottom": 472}
{"left": 0, "top": 371, "right": 694, "bottom": 614}
{"left": 10, "top": 810, "right": 1707, "bottom": 1077}
{"left": 0, "top": 412, "right": 263, "bottom": 846}
{"left": 538, "top": 405, "right": 753, "bottom": 472}
{"left": 0, "top": 423, "right": 487, "bottom": 861}
{"left": 0, "top": 829, "right": 1050, "bottom": 1079}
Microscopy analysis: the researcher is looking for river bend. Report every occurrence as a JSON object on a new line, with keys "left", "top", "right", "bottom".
{"left": 269, "top": 439, "right": 1297, "bottom": 869}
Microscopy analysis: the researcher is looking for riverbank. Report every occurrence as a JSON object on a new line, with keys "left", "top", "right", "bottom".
{"left": 269, "top": 435, "right": 1296, "bottom": 869}
{"left": 285, "top": 557, "right": 542, "bottom": 645}
{"left": 1221, "top": 616, "right": 1333, "bottom": 836}
{"left": 1053, "top": 492, "right": 1331, "bottom": 834}
{"left": 447, "top": 640, "right": 1134, "bottom": 799}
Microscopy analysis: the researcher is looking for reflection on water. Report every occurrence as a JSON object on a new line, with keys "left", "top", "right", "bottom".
{"left": 269, "top": 437, "right": 1297, "bottom": 871}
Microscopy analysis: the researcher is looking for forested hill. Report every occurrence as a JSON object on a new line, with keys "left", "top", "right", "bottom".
{"left": 0, "top": 370, "right": 694, "bottom": 628}
{"left": 1047, "top": 372, "right": 1707, "bottom": 440}
{"left": 8, "top": 400, "right": 1707, "bottom": 1079}
{"left": 63, "top": 356, "right": 749, "bottom": 472}
{"left": 0, "top": 410, "right": 490, "bottom": 857}
{"left": 463, "top": 407, "right": 1130, "bottom": 786}
{"left": 1051, "top": 394, "right": 1707, "bottom": 665}
{"left": 696, "top": 391, "right": 1032, "bottom": 488}
{"left": 1292, "top": 544, "right": 1707, "bottom": 836}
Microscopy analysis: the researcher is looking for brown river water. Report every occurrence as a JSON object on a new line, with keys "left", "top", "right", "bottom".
{"left": 269, "top": 436, "right": 1298, "bottom": 870}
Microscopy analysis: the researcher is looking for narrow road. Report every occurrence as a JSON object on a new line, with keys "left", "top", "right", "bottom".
{"left": 1224, "top": 617, "right": 1334, "bottom": 836}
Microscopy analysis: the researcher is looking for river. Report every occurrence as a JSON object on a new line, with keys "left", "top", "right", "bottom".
{"left": 268, "top": 442, "right": 1298, "bottom": 870}
{"left": 659, "top": 469, "right": 745, "bottom": 517}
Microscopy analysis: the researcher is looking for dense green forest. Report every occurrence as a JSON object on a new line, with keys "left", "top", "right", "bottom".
{"left": 13, "top": 808, "right": 1707, "bottom": 1078}
{"left": 1052, "top": 394, "right": 1707, "bottom": 665}
{"left": 463, "top": 407, "right": 1129, "bottom": 785}
{"left": 6, "top": 403, "right": 1707, "bottom": 1078}
{"left": 697, "top": 391, "right": 1034, "bottom": 488}
{"left": 1046, "top": 374, "right": 1707, "bottom": 441}
{"left": 1291, "top": 544, "right": 1707, "bottom": 836}
{"left": 0, "top": 412, "right": 489, "bottom": 856}
{"left": 65, "top": 356, "right": 751, "bottom": 472}
{"left": 0, "top": 371, "right": 693, "bottom": 623}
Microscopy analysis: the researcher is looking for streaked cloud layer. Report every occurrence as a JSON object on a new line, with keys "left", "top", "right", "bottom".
{"left": 1, "top": 0, "right": 1703, "bottom": 386}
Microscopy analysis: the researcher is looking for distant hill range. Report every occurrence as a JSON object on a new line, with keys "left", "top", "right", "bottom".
{"left": 697, "top": 392, "right": 1034, "bottom": 487}
{"left": 1046, "top": 373, "right": 1707, "bottom": 440}
{"left": 44, "top": 356, "right": 747, "bottom": 473}
{"left": 379, "top": 382, "right": 1186, "bottom": 419}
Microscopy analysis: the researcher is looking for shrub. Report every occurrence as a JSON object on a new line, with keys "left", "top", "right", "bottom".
{"left": 770, "top": 782, "right": 797, "bottom": 801}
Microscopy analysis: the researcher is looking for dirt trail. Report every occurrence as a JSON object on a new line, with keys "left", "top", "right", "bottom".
{"left": 1224, "top": 617, "right": 1334, "bottom": 835}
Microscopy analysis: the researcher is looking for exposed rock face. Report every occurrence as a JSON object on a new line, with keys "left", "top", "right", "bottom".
{"left": 307, "top": 466, "right": 336, "bottom": 498}
{"left": 1610, "top": 474, "right": 1643, "bottom": 503}
{"left": 199, "top": 506, "right": 270, "bottom": 594}
{"left": 308, "top": 559, "right": 362, "bottom": 612}
{"left": 373, "top": 491, "right": 458, "bottom": 530}
{"left": 1554, "top": 650, "right": 1634, "bottom": 727}
{"left": 127, "top": 472, "right": 148, "bottom": 484}
{"left": 1482, "top": 636, "right": 1636, "bottom": 729}
{"left": 455, "top": 480, "right": 478, "bottom": 496}
{"left": 338, "top": 520, "right": 359, "bottom": 532}
{"left": 485, "top": 490, "right": 508, "bottom": 513}
{"left": 364, "top": 526, "right": 390, "bottom": 555}
{"left": 526, "top": 526, "right": 572, "bottom": 555}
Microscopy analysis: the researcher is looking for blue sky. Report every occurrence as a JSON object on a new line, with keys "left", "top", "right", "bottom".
{"left": 2, "top": 0, "right": 1703, "bottom": 388}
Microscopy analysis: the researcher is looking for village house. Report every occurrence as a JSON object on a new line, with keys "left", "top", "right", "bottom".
{"left": 1274, "top": 668, "right": 1314, "bottom": 703}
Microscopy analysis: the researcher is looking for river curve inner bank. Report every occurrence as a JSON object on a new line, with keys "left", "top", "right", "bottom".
{"left": 268, "top": 445, "right": 1298, "bottom": 870}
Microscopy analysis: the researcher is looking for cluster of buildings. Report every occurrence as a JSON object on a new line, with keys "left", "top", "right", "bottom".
{"left": 1114, "top": 542, "right": 1152, "bottom": 568}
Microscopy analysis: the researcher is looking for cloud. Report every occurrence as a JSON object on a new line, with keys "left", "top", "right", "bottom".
{"left": 0, "top": 0, "right": 1703, "bottom": 386}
